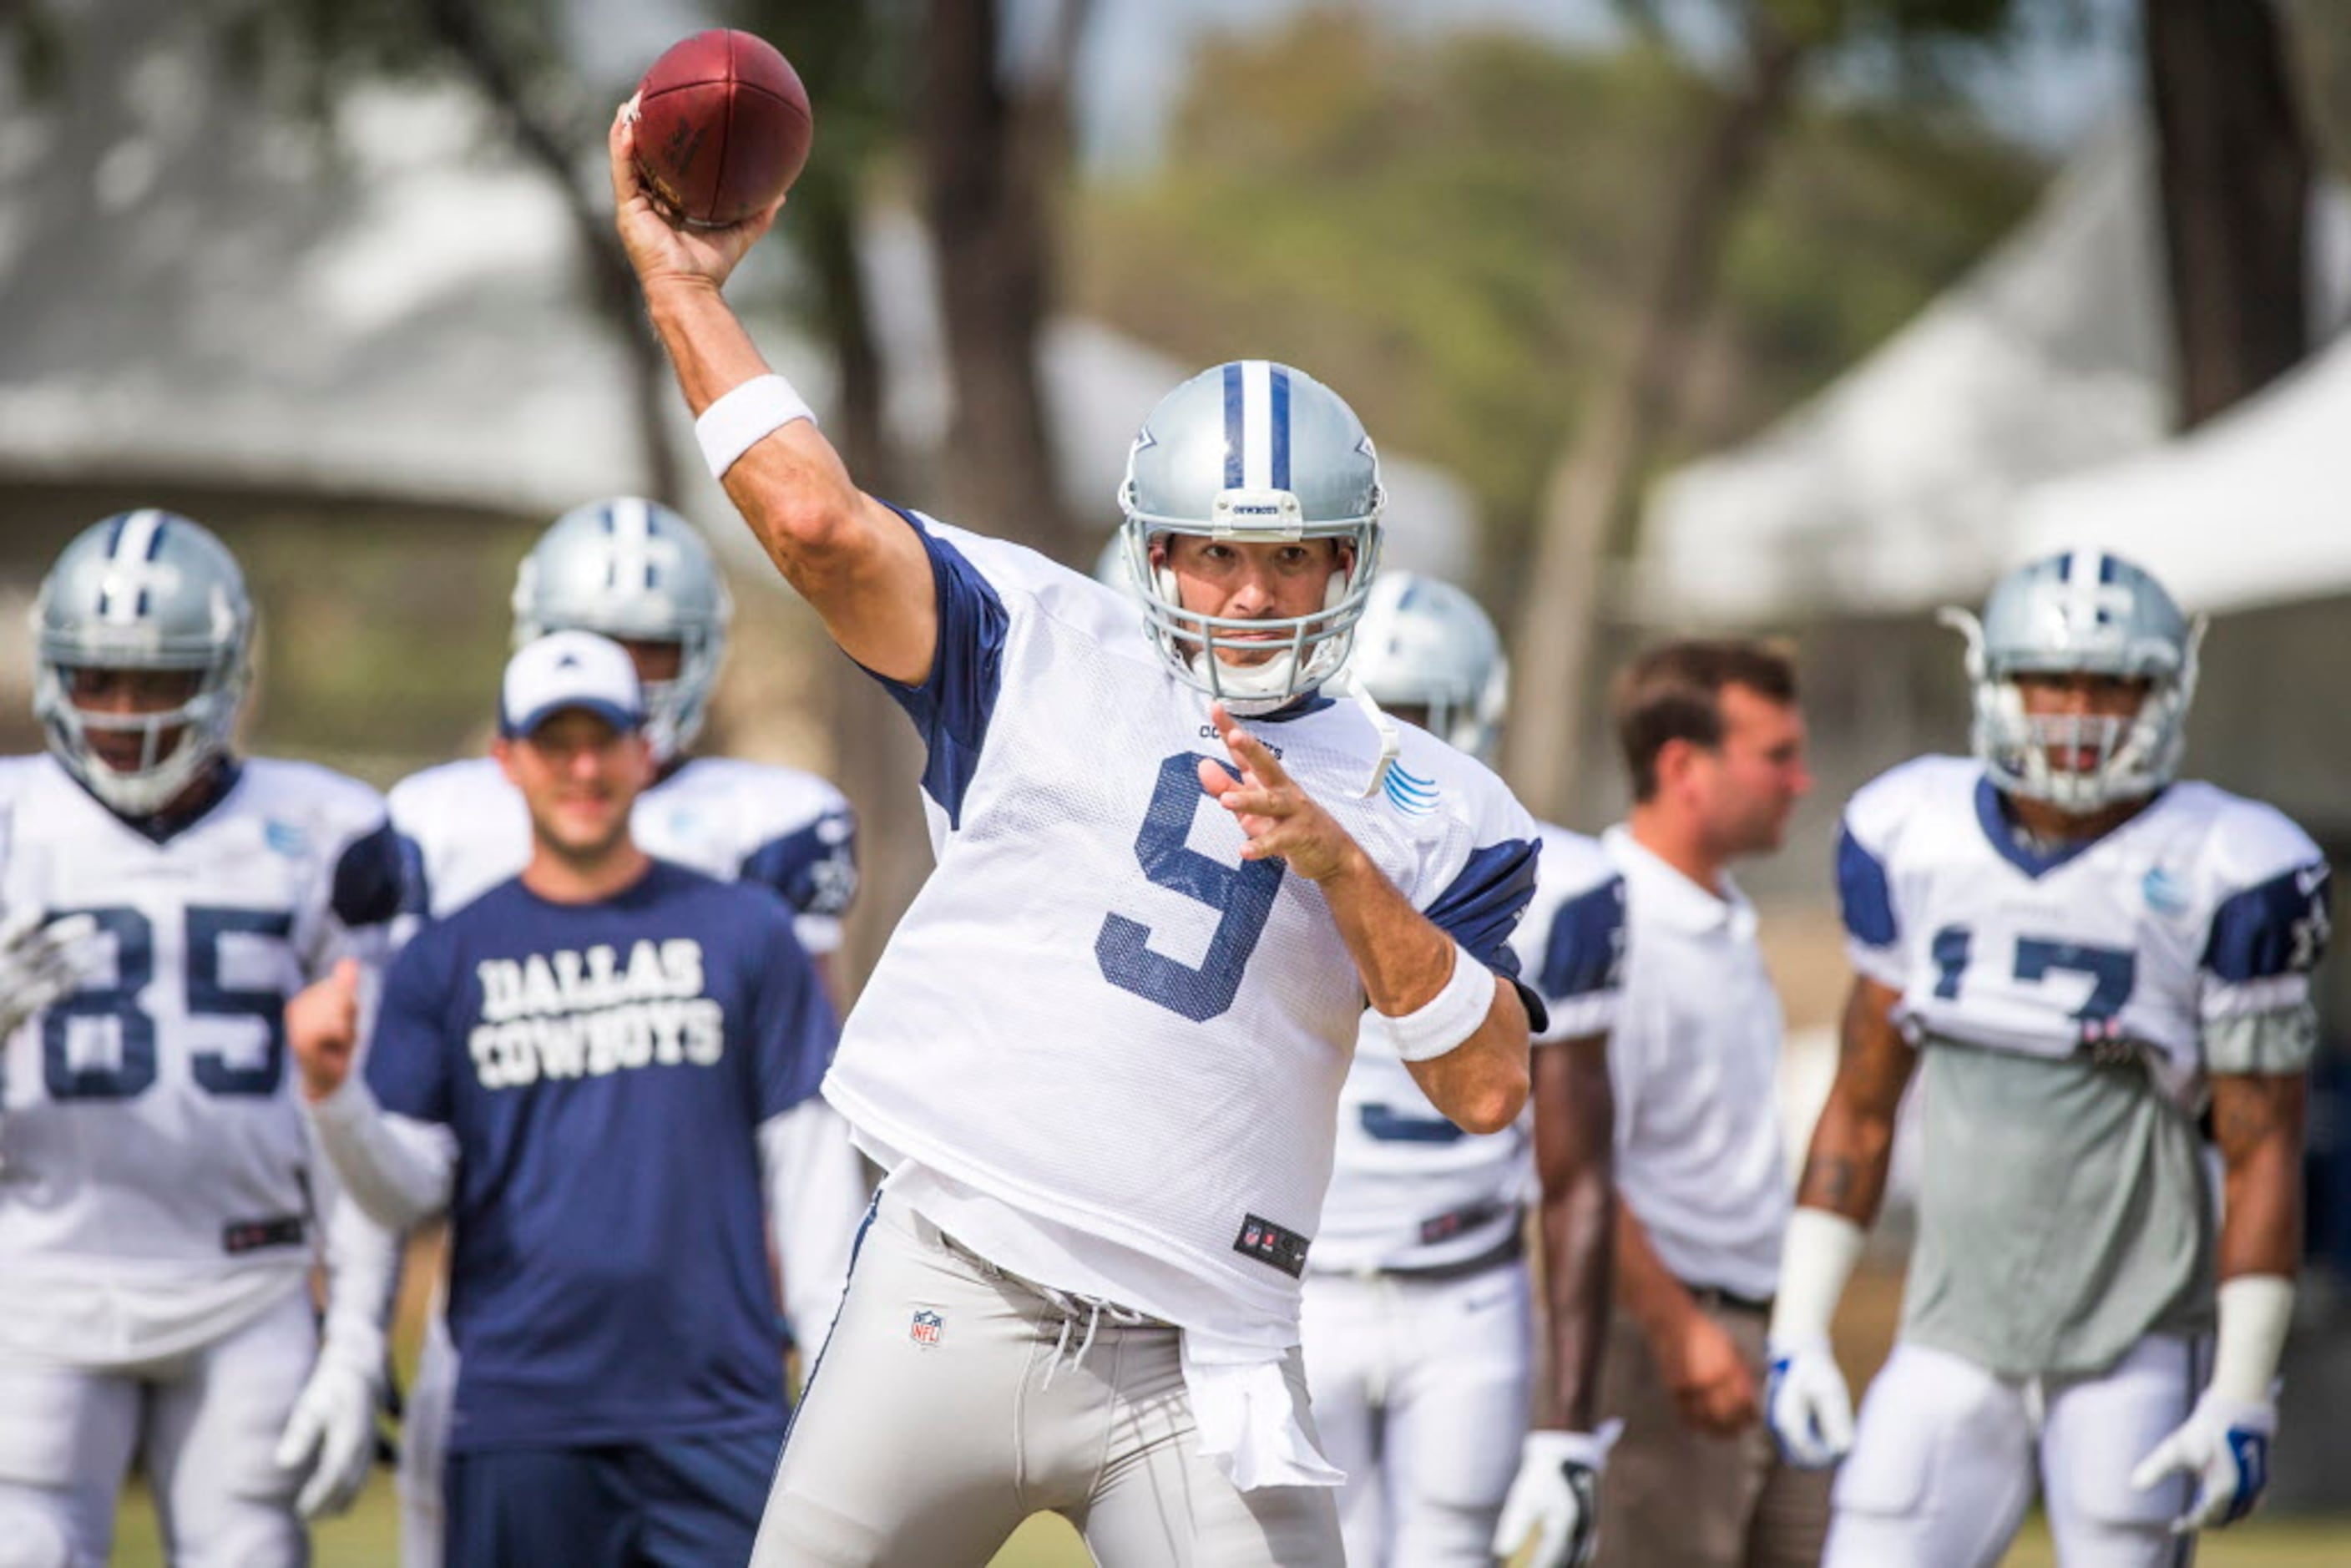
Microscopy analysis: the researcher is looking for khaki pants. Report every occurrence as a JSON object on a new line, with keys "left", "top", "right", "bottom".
{"left": 1595, "top": 1299, "right": 1830, "bottom": 1568}
{"left": 750, "top": 1190, "right": 1342, "bottom": 1567}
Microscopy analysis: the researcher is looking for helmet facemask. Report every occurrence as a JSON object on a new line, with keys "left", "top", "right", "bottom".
{"left": 512, "top": 499, "right": 733, "bottom": 765}
{"left": 1115, "top": 361, "right": 1386, "bottom": 716}
{"left": 32, "top": 511, "right": 253, "bottom": 818}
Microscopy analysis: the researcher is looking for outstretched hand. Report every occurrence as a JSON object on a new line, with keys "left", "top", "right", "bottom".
{"left": 609, "top": 97, "right": 786, "bottom": 295}
{"left": 1200, "top": 702, "right": 1360, "bottom": 884}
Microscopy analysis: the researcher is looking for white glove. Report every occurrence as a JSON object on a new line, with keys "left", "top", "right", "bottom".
{"left": 2130, "top": 1391, "right": 2275, "bottom": 1532}
{"left": 1764, "top": 1335, "right": 1853, "bottom": 1470}
{"left": 0, "top": 911, "right": 99, "bottom": 1037}
{"left": 273, "top": 1355, "right": 381, "bottom": 1519}
{"left": 1492, "top": 1423, "right": 1620, "bottom": 1568}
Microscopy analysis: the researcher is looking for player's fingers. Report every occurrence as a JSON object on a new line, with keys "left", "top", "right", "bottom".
{"left": 1196, "top": 756, "right": 1239, "bottom": 799}
{"left": 2128, "top": 1437, "right": 2184, "bottom": 1493}
{"left": 1216, "top": 784, "right": 1291, "bottom": 820}
{"left": 273, "top": 1404, "right": 320, "bottom": 1472}
{"left": 609, "top": 96, "right": 645, "bottom": 204}
{"left": 333, "top": 956, "right": 363, "bottom": 995}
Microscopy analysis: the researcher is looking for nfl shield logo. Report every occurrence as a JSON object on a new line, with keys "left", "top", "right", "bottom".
{"left": 909, "top": 1308, "right": 944, "bottom": 1348}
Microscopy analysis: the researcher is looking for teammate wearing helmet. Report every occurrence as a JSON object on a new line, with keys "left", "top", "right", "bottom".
{"left": 384, "top": 497, "right": 867, "bottom": 1568}
{"left": 1301, "top": 573, "right": 1624, "bottom": 1568}
{"left": 0, "top": 513, "right": 404, "bottom": 1564}
{"left": 1766, "top": 551, "right": 2330, "bottom": 1564}
{"left": 609, "top": 105, "right": 1540, "bottom": 1565}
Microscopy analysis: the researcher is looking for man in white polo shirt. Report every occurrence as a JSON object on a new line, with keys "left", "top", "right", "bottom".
{"left": 1593, "top": 640, "right": 1828, "bottom": 1568}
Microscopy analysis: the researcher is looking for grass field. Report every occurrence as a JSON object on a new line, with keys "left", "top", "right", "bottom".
{"left": 110, "top": 1474, "right": 2351, "bottom": 1565}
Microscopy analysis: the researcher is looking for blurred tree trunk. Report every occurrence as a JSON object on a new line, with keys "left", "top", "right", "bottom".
{"left": 918, "top": 0, "right": 1087, "bottom": 562}
{"left": 425, "top": 0, "right": 684, "bottom": 506}
{"left": 2142, "top": 0, "right": 2313, "bottom": 429}
{"left": 1505, "top": 16, "right": 1807, "bottom": 822}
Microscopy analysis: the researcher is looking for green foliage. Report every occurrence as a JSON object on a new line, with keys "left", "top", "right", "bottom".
{"left": 1071, "top": 13, "right": 2044, "bottom": 555}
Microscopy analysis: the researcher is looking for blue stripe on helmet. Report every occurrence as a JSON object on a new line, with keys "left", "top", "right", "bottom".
{"left": 2099, "top": 553, "right": 2119, "bottom": 584}
{"left": 1222, "top": 362, "right": 1246, "bottom": 489}
{"left": 1269, "top": 365, "right": 1291, "bottom": 491}
{"left": 104, "top": 513, "right": 129, "bottom": 557}
{"left": 144, "top": 518, "right": 168, "bottom": 559}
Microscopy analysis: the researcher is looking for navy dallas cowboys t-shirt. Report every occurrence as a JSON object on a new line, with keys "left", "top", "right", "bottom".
{"left": 366, "top": 858, "right": 836, "bottom": 1451}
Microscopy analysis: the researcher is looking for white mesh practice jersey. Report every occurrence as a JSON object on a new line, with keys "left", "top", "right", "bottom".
{"left": 1838, "top": 756, "right": 2330, "bottom": 1109}
{"left": 0, "top": 755, "right": 402, "bottom": 1351}
{"left": 829, "top": 509, "right": 1545, "bottom": 1337}
{"left": 1314, "top": 822, "right": 1623, "bottom": 1274}
{"left": 388, "top": 753, "right": 857, "bottom": 954}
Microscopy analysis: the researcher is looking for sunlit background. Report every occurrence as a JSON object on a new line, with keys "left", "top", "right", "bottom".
{"left": 4, "top": 1, "right": 2348, "bottom": 1561}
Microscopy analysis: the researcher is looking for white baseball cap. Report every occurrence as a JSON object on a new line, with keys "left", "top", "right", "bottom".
{"left": 500, "top": 630, "right": 645, "bottom": 739}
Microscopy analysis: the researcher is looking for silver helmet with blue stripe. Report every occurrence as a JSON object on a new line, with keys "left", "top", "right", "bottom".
{"left": 1944, "top": 549, "right": 2200, "bottom": 812}
{"left": 1115, "top": 361, "right": 1383, "bottom": 714}
{"left": 512, "top": 498, "right": 733, "bottom": 762}
{"left": 1346, "top": 573, "right": 1508, "bottom": 762}
{"left": 33, "top": 511, "right": 254, "bottom": 815}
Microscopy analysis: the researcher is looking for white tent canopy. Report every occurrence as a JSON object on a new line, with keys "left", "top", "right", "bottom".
{"left": 1635, "top": 116, "right": 2351, "bottom": 625}
{"left": 2014, "top": 326, "right": 2351, "bottom": 614}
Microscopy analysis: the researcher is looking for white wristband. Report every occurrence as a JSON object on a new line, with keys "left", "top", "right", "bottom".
{"left": 695, "top": 373, "right": 815, "bottom": 480}
{"left": 1364, "top": 940, "right": 1494, "bottom": 1063}
{"left": 1768, "top": 1208, "right": 1866, "bottom": 1347}
{"left": 2209, "top": 1274, "right": 2294, "bottom": 1405}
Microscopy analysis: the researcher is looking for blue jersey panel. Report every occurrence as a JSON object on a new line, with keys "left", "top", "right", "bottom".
{"left": 1836, "top": 825, "right": 1898, "bottom": 947}
{"left": 865, "top": 505, "right": 1008, "bottom": 828}
{"left": 1539, "top": 874, "right": 1626, "bottom": 1003}
{"left": 331, "top": 820, "right": 407, "bottom": 929}
{"left": 1423, "top": 836, "right": 1540, "bottom": 978}
{"left": 364, "top": 860, "right": 835, "bottom": 1449}
{"left": 740, "top": 807, "right": 858, "bottom": 920}
{"left": 2203, "top": 862, "right": 2331, "bottom": 984}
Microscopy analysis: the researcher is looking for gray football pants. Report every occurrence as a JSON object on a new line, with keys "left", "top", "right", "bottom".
{"left": 748, "top": 1189, "right": 1342, "bottom": 1567}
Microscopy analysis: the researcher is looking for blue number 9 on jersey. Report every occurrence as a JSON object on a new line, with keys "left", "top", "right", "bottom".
{"left": 1095, "top": 753, "right": 1283, "bottom": 1023}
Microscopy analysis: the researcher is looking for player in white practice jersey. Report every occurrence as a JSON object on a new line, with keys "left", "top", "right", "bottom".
{"left": 1766, "top": 550, "right": 2331, "bottom": 1565}
{"left": 384, "top": 498, "right": 866, "bottom": 1568}
{"left": 1300, "top": 573, "right": 1624, "bottom": 1568}
{"left": 0, "top": 513, "right": 403, "bottom": 1566}
{"left": 609, "top": 102, "right": 1543, "bottom": 1566}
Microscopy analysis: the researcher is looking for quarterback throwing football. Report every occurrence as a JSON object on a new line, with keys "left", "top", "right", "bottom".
{"left": 1767, "top": 551, "right": 2329, "bottom": 1565}
{"left": 609, "top": 98, "right": 1542, "bottom": 1565}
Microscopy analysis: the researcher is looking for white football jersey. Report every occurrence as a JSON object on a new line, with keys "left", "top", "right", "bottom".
{"left": 388, "top": 753, "right": 857, "bottom": 954}
{"left": 1314, "top": 822, "right": 1622, "bottom": 1274}
{"left": 1838, "top": 756, "right": 2329, "bottom": 1108}
{"left": 828, "top": 512, "right": 1544, "bottom": 1338}
{"left": 0, "top": 755, "right": 402, "bottom": 1359}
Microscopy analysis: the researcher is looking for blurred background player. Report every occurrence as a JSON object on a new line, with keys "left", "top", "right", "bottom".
{"left": 614, "top": 99, "right": 1544, "bottom": 1564}
{"left": 292, "top": 631, "right": 849, "bottom": 1568}
{"left": 1592, "top": 640, "right": 1828, "bottom": 1568}
{"left": 382, "top": 496, "right": 863, "bottom": 1568}
{"left": 1768, "top": 550, "right": 2332, "bottom": 1565}
{"left": 1299, "top": 572, "right": 1623, "bottom": 1568}
{"left": 0, "top": 512, "right": 404, "bottom": 1565}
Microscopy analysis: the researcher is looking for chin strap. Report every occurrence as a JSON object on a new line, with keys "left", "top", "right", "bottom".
{"left": 1337, "top": 671, "right": 1401, "bottom": 798}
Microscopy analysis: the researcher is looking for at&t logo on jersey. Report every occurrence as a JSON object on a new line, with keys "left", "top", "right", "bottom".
{"left": 467, "top": 939, "right": 723, "bottom": 1090}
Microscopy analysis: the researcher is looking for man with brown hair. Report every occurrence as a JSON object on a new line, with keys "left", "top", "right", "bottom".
{"left": 1591, "top": 640, "right": 1828, "bottom": 1568}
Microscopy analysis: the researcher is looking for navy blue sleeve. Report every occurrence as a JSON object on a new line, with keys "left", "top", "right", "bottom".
{"left": 365, "top": 933, "right": 457, "bottom": 1123}
{"left": 2203, "top": 862, "right": 2332, "bottom": 984}
{"left": 1425, "top": 837, "right": 1541, "bottom": 979}
{"left": 740, "top": 903, "right": 839, "bottom": 1121}
{"left": 1837, "top": 826, "right": 1898, "bottom": 947}
{"left": 861, "top": 505, "right": 1007, "bottom": 829}
{"left": 1540, "top": 875, "right": 1627, "bottom": 1002}
{"left": 394, "top": 831, "right": 432, "bottom": 922}
{"left": 739, "top": 807, "right": 859, "bottom": 918}
{"left": 331, "top": 821, "right": 407, "bottom": 929}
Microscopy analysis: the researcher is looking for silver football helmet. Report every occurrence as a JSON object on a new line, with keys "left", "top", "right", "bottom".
{"left": 1943, "top": 549, "right": 2201, "bottom": 812}
{"left": 1346, "top": 573, "right": 1508, "bottom": 761}
{"left": 33, "top": 510, "right": 254, "bottom": 816}
{"left": 1115, "top": 360, "right": 1384, "bottom": 715}
{"left": 512, "top": 498, "right": 733, "bottom": 762}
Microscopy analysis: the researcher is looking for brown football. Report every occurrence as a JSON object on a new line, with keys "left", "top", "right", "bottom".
{"left": 632, "top": 30, "right": 813, "bottom": 228}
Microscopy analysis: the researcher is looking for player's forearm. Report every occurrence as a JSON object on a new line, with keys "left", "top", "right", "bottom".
{"left": 1322, "top": 849, "right": 1530, "bottom": 1133}
{"left": 1792, "top": 1089, "right": 1898, "bottom": 1225}
{"left": 2212, "top": 1073, "right": 2307, "bottom": 1279}
{"left": 759, "top": 1100, "right": 871, "bottom": 1339}
{"left": 1532, "top": 1040, "right": 1615, "bottom": 1429}
{"left": 1612, "top": 1195, "right": 1699, "bottom": 1348}
{"left": 303, "top": 1080, "right": 457, "bottom": 1232}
